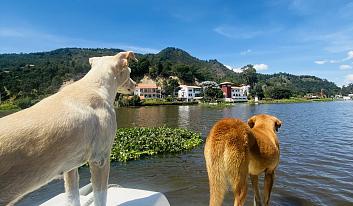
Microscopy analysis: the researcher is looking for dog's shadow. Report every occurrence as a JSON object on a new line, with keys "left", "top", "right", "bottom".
{"left": 119, "top": 193, "right": 168, "bottom": 206}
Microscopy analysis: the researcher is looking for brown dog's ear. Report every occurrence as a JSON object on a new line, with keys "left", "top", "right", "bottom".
{"left": 275, "top": 119, "right": 282, "bottom": 132}
{"left": 248, "top": 116, "right": 256, "bottom": 128}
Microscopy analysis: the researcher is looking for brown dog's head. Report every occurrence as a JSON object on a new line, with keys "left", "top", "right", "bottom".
{"left": 248, "top": 114, "right": 282, "bottom": 132}
{"left": 89, "top": 51, "right": 137, "bottom": 94}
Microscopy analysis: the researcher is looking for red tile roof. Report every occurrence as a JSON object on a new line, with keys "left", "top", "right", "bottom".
{"left": 136, "top": 83, "right": 160, "bottom": 89}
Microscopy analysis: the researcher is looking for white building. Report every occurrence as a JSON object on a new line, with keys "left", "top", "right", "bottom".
{"left": 230, "top": 85, "right": 250, "bottom": 102}
{"left": 134, "top": 83, "right": 162, "bottom": 99}
{"left": 178, "top": 85, "right": 202, "bottom": 102}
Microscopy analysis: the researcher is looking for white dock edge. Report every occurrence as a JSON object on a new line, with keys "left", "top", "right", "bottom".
{"left": 40, "top": 184, "right": 170, "bottom": 206}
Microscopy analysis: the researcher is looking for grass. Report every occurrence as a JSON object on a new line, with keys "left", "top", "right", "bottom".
{"left": 142, "top": 98, "right": 198, "bottom": 106}
{"left": 111, "top": 127, "right": 203, "bottom": 162}
{"left": 200, "top": 101, "right": 236, "bottom": 108}
{"left": 248, "top": 97, "right": 336, "bottom": 104}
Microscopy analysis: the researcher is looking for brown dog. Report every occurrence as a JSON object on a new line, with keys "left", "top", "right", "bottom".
{"left": 204, "top": 118, "right": 256, "bottom": 206}
{"left": 204, "top": 114, "right": 282, "bottom": 206}
{"left": 248, "top": 114, "right": 282, "bottom": 206}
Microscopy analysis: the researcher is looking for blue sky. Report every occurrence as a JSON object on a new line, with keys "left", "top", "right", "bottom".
{"left": 1, "top": 0, "right": 353, "bottom": 86}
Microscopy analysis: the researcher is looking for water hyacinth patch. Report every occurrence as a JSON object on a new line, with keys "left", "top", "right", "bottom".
{"left": 111, "top": 127, "right": 203, "bottom": 162}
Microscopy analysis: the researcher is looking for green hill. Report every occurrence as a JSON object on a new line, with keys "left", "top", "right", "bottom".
{"left": 0, "top": 47, "right": 341, "bottom": 105}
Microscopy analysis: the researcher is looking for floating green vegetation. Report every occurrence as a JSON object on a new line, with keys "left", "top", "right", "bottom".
{"left": 111, "top": 127, "right": 203, "bottom": 162}
{"left": 0, "top": 101, "right": 20, "bottom": 111}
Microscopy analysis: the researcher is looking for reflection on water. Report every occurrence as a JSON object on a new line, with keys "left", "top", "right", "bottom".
{"left": 14, "top": 101, "right": 353, "bottom": 205}
{"left": 178, "top": 106, "right": 190, "bottom": 128}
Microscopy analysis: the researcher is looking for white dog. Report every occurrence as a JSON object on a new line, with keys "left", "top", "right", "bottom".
{"left": 0, "top": 51, "right": 137, "bottom": 206}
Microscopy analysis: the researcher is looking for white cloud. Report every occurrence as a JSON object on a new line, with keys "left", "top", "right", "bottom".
{"left": 314, "top": 60, "right": 327, "bottom": 64}
{"left": 118, "top": 45, "right": 159, "bottom": 54}
{"left": 213, "top": 25, "right": 281, "bottom": 39}
{"left": 340, "top": 64, "right": 352, "bottom": 70}
{"left": 346, "top": 74, "right": 353, "bottom": 83}
{"left": 329, "top": 60, "right": 339, "bottom": 63}
{"left": 0, "top": 28, "right": 25, "bottom": 37}
{"left": 232, "top": 67, "right": 243, "bottom": 73}
{"left": 254, "top": 63, "right": 269, "bottom": 71}
{"left": 0, "top": 27, "right": 159, "bottom": 54}
{"left": 301, "top": 27, "right": 353, "bottom": 53}
{"left": 214, "top": 26, "right": 260, "bottom": 39}
{"left": 240, "top": 49, "right": 252, "bottom": 55}
{"left": 314, "top": 50, "right": 353, "bottom": 66}
{"left": 288, "top": 0, "right": 313, "bottom": 15}
{"left": 343, "top": 50, "right": 353, "bottom": 61}
{"left": 339, "top": 2, "right": 353, "bottom": 18}
{"left": 225, "top": 65, "right": 243, "bottom": 73}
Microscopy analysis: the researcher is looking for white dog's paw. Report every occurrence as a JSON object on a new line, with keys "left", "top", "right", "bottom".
{"left": 65, "top": 195, "right": 81, "bottom": 206}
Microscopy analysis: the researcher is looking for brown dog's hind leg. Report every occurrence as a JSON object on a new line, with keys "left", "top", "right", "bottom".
{"left": 227, "top": 154, "right": 249, "bottom": 206}
{"left": 64, "top": 168, "right": 80, "bottom": 206}
{"left": 263, "top": 170, "right": 275, "bottom": 206}
{"left": 250, "top": 175, "right": 263, "bottom": 206}
{"left": 230, "top": 168, "right": 248, "bottom": 206}
{"left": 206, "top": 161, "right": 227, "bottom": 206}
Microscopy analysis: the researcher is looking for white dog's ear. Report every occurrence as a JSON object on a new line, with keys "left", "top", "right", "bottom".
{"left": 115, "top": 51, "right": 138, "bottom": 67}
{"left": 248, "top": 116, "right": 256, "bottom": 128}
{"left": 89, "top": 57, "right": 99, "bottom": 66}
{"left": 121, "top": 51, "right": 138, "bottom": 62}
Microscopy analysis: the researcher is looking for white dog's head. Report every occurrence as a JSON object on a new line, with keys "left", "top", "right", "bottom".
{"left": 89, "top": 51, "right": 137, "bottom": 95}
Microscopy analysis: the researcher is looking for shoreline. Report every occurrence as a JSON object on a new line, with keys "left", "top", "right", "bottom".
{"left": 0, "top": 98, "right": 345, "bottom": 113}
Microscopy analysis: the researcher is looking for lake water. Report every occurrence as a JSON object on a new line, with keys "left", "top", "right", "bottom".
{"left": 8, "top": 101, "right": 353, "bottom": 205}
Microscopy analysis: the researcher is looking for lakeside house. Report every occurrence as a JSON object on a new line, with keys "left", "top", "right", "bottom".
{"left": 335, "top": 94, "right": 353, "bottom": 100}
{"left": 219, "top": 82, "right": 250, "bottom": 102}
{"left": 178, "top": 85, "right": 202, "bottom": 102}
{"left": 134, "top": 83, "right": 162, "bottom": 99}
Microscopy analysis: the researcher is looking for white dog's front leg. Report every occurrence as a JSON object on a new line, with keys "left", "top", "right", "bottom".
{"left": 89, "top": 159, "right": 110, "bottom": 206}
{"left": 64, "top": 168, "right": 81, "bottom": 206}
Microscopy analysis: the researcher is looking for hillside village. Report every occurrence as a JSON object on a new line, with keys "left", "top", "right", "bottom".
{"left": 134, "top": 80, "right": 250, "bottom": 103}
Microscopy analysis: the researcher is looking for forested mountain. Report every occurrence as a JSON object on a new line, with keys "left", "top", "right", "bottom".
{"left": 0, "top": 47, "right": 342, "bottom": 103}
{"left": 130, "top": 47, "right": 241, "bottom": 82}
{"left": 256, "top": 72, "right": 341, "bottom": 98}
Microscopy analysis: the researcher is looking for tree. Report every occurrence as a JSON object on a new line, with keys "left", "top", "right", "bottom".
{"left": 163, "top": 78, "right": 180, "bottom": 97}
{"left": 253, "top": 83, "right": 265, "bottom": 99}
{"left": 342, "top": 83, "right": 353, "bottom": 95}
{"left": 172, "top": 64, "right": 195, "bottom": 83}
{"left": 270, "top": 87, "right": 292, "bottom": 99}
{"left": 128, "top": 95, "right": 142, "bottom": 106}
{"left": 130, "top": 57, "right": 150, "bottom": 80}
{"left": 204, "top": 87, "right": 224, "bottom": 101}
{"left": 241, "top": 64, "right": 257, "bottom": 88}
{"left": 199, "top": 81, "right": 219, "bottom": 88}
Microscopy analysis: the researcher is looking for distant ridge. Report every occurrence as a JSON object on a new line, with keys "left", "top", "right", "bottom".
{"left": 0, "top": 47, "right": 341, "bottom": 102}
